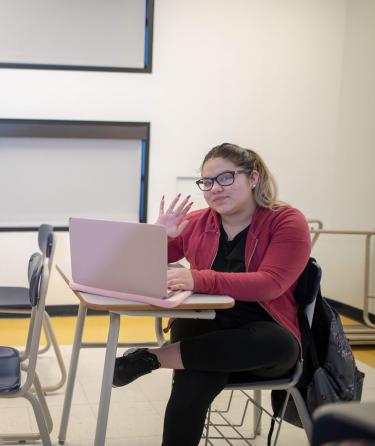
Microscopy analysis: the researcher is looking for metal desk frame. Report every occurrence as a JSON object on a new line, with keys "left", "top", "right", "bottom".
{"left": 56, "top": 264, "right": 234, "bottom": 446}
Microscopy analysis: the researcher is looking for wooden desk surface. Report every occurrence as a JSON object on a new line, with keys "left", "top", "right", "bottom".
{"left": 56, "top": 263, "right": 234, "bottom": 312}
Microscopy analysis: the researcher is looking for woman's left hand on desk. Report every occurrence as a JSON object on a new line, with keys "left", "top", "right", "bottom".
{"left": 167, "top": 267, "right": 194, "bottom": 291}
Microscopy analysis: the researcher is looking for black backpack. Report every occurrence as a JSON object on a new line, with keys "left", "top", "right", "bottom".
{"left": 270, "top": 284, "right": 365, "bottom": 441}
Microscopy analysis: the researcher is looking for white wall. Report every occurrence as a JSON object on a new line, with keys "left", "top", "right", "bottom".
{"left": 0, "top": 0, "right": 146, "bottom": 67}
{"left": 0, "top": 0, "right": 374, "bottom": 309}
{"left": 310, "top": 0, "right": 375, "bottom": 311}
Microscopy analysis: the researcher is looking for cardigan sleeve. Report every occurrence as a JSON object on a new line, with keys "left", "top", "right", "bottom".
{"left": 166, "top": 209, "right": 204, "bottom": 264}
{"left": 191, "top": 209, "right": 311, "bottom": 301}
{"left": 167, "top": 235, "right": 185, "bottom": 263}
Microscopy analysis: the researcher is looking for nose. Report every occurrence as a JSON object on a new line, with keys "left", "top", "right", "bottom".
{"left": 210, "top": 180, "right": 224, "bottom": 192}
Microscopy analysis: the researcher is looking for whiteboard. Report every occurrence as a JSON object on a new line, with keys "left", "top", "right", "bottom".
{"left": 0, "top": 0, "right": 151, "bottom": 71}
{"left": 0, "top": 137, "right": 144, "bottom": 227}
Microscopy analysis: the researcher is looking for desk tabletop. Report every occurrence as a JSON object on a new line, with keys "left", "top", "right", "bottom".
{"left": 56, "top": 263, "right": 234, "bottom": 312}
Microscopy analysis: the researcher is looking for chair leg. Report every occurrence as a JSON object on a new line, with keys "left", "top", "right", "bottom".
{"left": 155, "top": 317, "right": 168, "bottom": 346}
{"left": 24, "top": 391, "right": 53, "bottom": 446}
{"left": 39, "top": 316, "right": 52, "bottom": 354}
{"left": 21, "top": 310, "right": 36, "bottom": 361}
{"left": 204, "top": 390, "right": 262, "bottom": 445}
{"left": 205, "top": 405, "right": 211, "bottom": 446}
{"left": 0, "top": 373, "right": 53, "bottom": 445}
{"left": 270, "top": 390, "right": 293, "bottom": 446}
{"left": 253, "top": 389, "right": 262, "bottom": 435}
{"left": 1, "top": 310, "right": 66, "bottom": 392}
{"left": 39, "top": 311, "right": 67, "bottom": 393}
{"left": 33, "top": 371, "right": 53, "bottom": 432}
{"left": 290, "top": 387, "right": 313, "bottom": 442}
{"left": 0, "top": 414, "right": 46, "bottom": 444}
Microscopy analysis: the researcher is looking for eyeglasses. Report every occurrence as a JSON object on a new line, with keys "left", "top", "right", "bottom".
{"left": 195, "top": 170, "right": 249, "bottom": 191}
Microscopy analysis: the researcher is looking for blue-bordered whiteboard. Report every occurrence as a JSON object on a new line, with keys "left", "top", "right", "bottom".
{"left": 0, "top": 119, "right": 150, "bottom": 230}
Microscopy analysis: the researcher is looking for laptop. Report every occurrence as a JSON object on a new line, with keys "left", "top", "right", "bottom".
{"left": 68, "top": 218, "right": 192, "bottom": 308}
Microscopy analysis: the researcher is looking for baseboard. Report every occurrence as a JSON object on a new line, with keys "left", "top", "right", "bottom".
{"left": 326, "top": 298, "right": 375, "bottom": 325}
{"left": 0, "top": 304, "right": 107, "bottom": 318}
{"left": 45, "top": 305, "right": 108, "bottom": 317}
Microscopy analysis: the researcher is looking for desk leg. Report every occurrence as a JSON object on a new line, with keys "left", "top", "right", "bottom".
{"left": 253, "top": 389, "right": 262, "bottom": 436}
{"left": 58, "top": 303, "right": 87, "bottom": 445}
{"left": 155, "top": 317, "right": 167, "bottom": 346}
{"left": 94, "top": 312, "right": 120, "bottom": 446}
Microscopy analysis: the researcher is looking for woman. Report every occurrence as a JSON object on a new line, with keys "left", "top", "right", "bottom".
{"left": 113, "top": 143, "right": 311, "bottom": 446}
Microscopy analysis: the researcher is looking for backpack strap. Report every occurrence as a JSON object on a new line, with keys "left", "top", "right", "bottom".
{"left": 268, "top": 417, "right": 276, "bottom": 446}
{"left": 298, "top": 296, "right": 320, "bottom": 371}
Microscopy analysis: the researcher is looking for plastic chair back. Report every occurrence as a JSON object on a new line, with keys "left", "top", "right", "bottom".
{"left": 295, "top": 258, "right": 322, "bottom": 307}
{"left": 38, "top": 224, "right": 54, "bottom": 259}
{"left": 27, "top": 253, "right": 43, "bottom": 307}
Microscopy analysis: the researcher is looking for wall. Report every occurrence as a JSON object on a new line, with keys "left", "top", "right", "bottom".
{"left": 0, "top": 0, "right": 373, "bottom": 309}
{"left": 311, "top": 0, "right": 375, "bottom": 311}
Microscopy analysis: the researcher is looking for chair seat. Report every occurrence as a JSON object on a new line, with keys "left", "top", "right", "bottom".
{"left": 226, "top": 375, "right": 296, "bottom": 390}
{"left": 226, "top": 359, "right": 303, "bottom": 390}
{"left": 0, "top": 347, "right": 21, "bottom": 393}
{"left": 0, "top": 286, "right": 30, "bottom": 309}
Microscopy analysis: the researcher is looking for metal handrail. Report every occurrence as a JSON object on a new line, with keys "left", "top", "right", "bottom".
{"left": 308, "top": 223, "right": 375, "bottom": 338}
{"left": 307, "top": 219, "right": 324, "bottom": 248}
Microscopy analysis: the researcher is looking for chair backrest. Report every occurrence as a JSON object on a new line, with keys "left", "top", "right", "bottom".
{"left": 294, "top": 258, "right": 322, "bottom": 326}
{"left": 37, "top": 224, "right": 55, "bottom": 287}
{"left": 27, "top": 252, "right": 43, "bottom": 307}
{"left": 38, "top": 224, "right": 54, "bottom": 259}
{"left": 22, "top": 253, "right": 49, "bottom": 392}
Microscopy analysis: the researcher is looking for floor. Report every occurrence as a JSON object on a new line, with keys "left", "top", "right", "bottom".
{"left": 1, "top": 315, "right": 375, "bottom": 445}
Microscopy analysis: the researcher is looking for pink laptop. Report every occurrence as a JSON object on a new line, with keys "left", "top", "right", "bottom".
{"left": 69, "top": 218, "right": 192, "bottom": 308}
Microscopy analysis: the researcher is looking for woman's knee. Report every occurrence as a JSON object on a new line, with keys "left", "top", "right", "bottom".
{"left": 271, "top": 329, "right": 300, "bottom": 366}
{"left": 170, "top": 318, "right": 220, "bottom": 343}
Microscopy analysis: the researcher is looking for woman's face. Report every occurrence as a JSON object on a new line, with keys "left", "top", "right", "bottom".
{"left": 201, "top": 157, "right": 256, "bottom": 218}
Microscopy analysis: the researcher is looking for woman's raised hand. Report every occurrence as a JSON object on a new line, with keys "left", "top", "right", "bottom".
{"left": 156, "top": 194, "right": 193, "bottom": 238}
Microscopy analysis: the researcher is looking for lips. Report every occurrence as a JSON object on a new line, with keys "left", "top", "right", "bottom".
{"left": 212, "top": 196, "right": 228, "bottom": 204}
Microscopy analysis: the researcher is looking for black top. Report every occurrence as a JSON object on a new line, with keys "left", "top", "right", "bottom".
{"left": 213, "top": 224, "right": 274, "bottom": 328}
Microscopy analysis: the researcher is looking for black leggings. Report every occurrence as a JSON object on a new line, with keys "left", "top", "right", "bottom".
{"left": 162, "top": 318, "right": 299, "bottom": 446}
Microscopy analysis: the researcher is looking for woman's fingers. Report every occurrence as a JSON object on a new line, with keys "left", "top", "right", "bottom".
{"left": 180, "top": 201, "right": 193, "bottom": 216}
{"left": 167, "top": 276, "right": 183, "bottom": 289}
{"left": 167, "top": 269, "right": 180, "bottom": 281}
{"left": 167, "top": 268, "right": 194, "bottom": 291}
{"left": 166, "top": 194, "right": 181, "bottom": 213}
{"left": 168, "top": 283, "right": 184, "bottom": 290}
{"left": 175, "top": 195, "right": 191, "bottom": 215}
{"left": 159, "top": 195, "right": 165, "bottom": 216}
{"left": 166, "top": 194, "right": 192, "bottom": 216}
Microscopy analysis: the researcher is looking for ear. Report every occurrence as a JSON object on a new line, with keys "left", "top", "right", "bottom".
{"left": 249, "top": 170, "right": 260, "bottom": 189}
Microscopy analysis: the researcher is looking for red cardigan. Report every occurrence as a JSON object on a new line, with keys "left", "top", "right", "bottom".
{"left": 168, "top": 205, "right": 311, "bottom": 345}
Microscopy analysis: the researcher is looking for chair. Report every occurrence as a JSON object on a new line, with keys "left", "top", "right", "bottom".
{"left": 0, "top": 253, "right": 53, "bottom": 445}
{"left": 312, "top": 401, "right": 375, "bottom": 446}
{"left": 203, "top": 258, "right": 322, "bottom": 446}
{"left": 0, "top": 224, "right": 67, "bottom": 393}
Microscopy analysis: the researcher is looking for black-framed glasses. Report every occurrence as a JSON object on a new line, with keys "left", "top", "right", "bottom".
{"left": 195, "top": 170, "right": 249, "bottom": 191}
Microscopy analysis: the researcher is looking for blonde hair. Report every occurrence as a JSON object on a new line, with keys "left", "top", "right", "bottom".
{"left": 201, "top": 143, "right": 283, "bottom": 209}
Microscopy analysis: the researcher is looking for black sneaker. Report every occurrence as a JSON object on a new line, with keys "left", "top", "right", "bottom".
{"left": 112, "top": 348, "right": 161, "bottom": 387}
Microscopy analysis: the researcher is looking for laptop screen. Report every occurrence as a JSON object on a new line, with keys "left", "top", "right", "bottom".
{"left": 69, "top": 218, "right": 168, "bottom": 299}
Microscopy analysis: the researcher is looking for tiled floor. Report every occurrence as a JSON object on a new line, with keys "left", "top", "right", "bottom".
{"left": 1, "top": 345, "right": 375, "bottom": 446}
